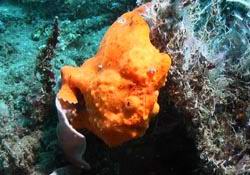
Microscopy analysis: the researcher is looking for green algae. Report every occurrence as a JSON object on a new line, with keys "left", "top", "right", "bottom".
{"left": 0, "top": 0, "right": 136, "bottom": 174}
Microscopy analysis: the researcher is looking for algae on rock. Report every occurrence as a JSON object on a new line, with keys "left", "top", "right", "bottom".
{"left": 0, "top": 0, "right": 136, "bottom": 174}
{"left": 147, "top": 0, "right": 250, "bottom": 174}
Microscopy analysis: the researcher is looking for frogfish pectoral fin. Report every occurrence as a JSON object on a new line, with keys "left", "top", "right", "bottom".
{"left": 58, "top": 84, "right": 78, "bottom": 104}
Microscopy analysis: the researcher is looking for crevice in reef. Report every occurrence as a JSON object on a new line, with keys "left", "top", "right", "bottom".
{"left": 80, "top": 84, "right": 204, "bottom": 175}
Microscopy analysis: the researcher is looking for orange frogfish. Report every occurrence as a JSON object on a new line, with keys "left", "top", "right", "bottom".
{"left": 57, "top": 6, "right": 171, "bottom": 147}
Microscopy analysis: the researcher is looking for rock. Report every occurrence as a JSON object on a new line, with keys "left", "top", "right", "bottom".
{"left": 0, "top": 100, "right": 9, "bottom": 117}
{"left": 0, "top": 20, "right": 5, "bottom": 33}
{"left": 1, "top": 131, "right": 42, "bottom": 173}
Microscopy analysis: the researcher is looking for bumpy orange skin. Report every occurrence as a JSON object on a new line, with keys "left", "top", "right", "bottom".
{"left": 57, "top": 7, "right": 171, "bottom": 147}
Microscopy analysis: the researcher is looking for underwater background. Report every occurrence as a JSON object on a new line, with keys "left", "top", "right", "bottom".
{"left": 0, "top": 0, "right": 249, "bottom": 174}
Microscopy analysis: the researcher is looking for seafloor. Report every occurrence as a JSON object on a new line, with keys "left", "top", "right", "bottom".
{"left": 0, "top": 0, "right": 249, "bottom": 175}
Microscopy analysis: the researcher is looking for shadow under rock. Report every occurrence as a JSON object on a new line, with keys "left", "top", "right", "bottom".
{"left": 82, "top": 87, "right": 203, "bottom": 175}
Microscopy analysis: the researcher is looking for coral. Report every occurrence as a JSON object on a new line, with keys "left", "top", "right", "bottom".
{"left": 0, "top": 0, "right": 141, "bottom": 174}
{"left": 0, "top": 20, "right": 5, "bottom": 33}
{"left": 33, "top": 16, "right": 59, "bottom": 122}
{"left": 57, "top": 7, "right": 171, "bottom": 147}
{"left": 36, "top": 16, "right": 58, "bottom": 93}
{"left": 146, "top": 0, "right": 250, "bottom": 173}
{"left": 11, "top": 0, "right": 136, "bottom": 20}
{"left": 0, "top": 131, "right": 42, "bottom": 174}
